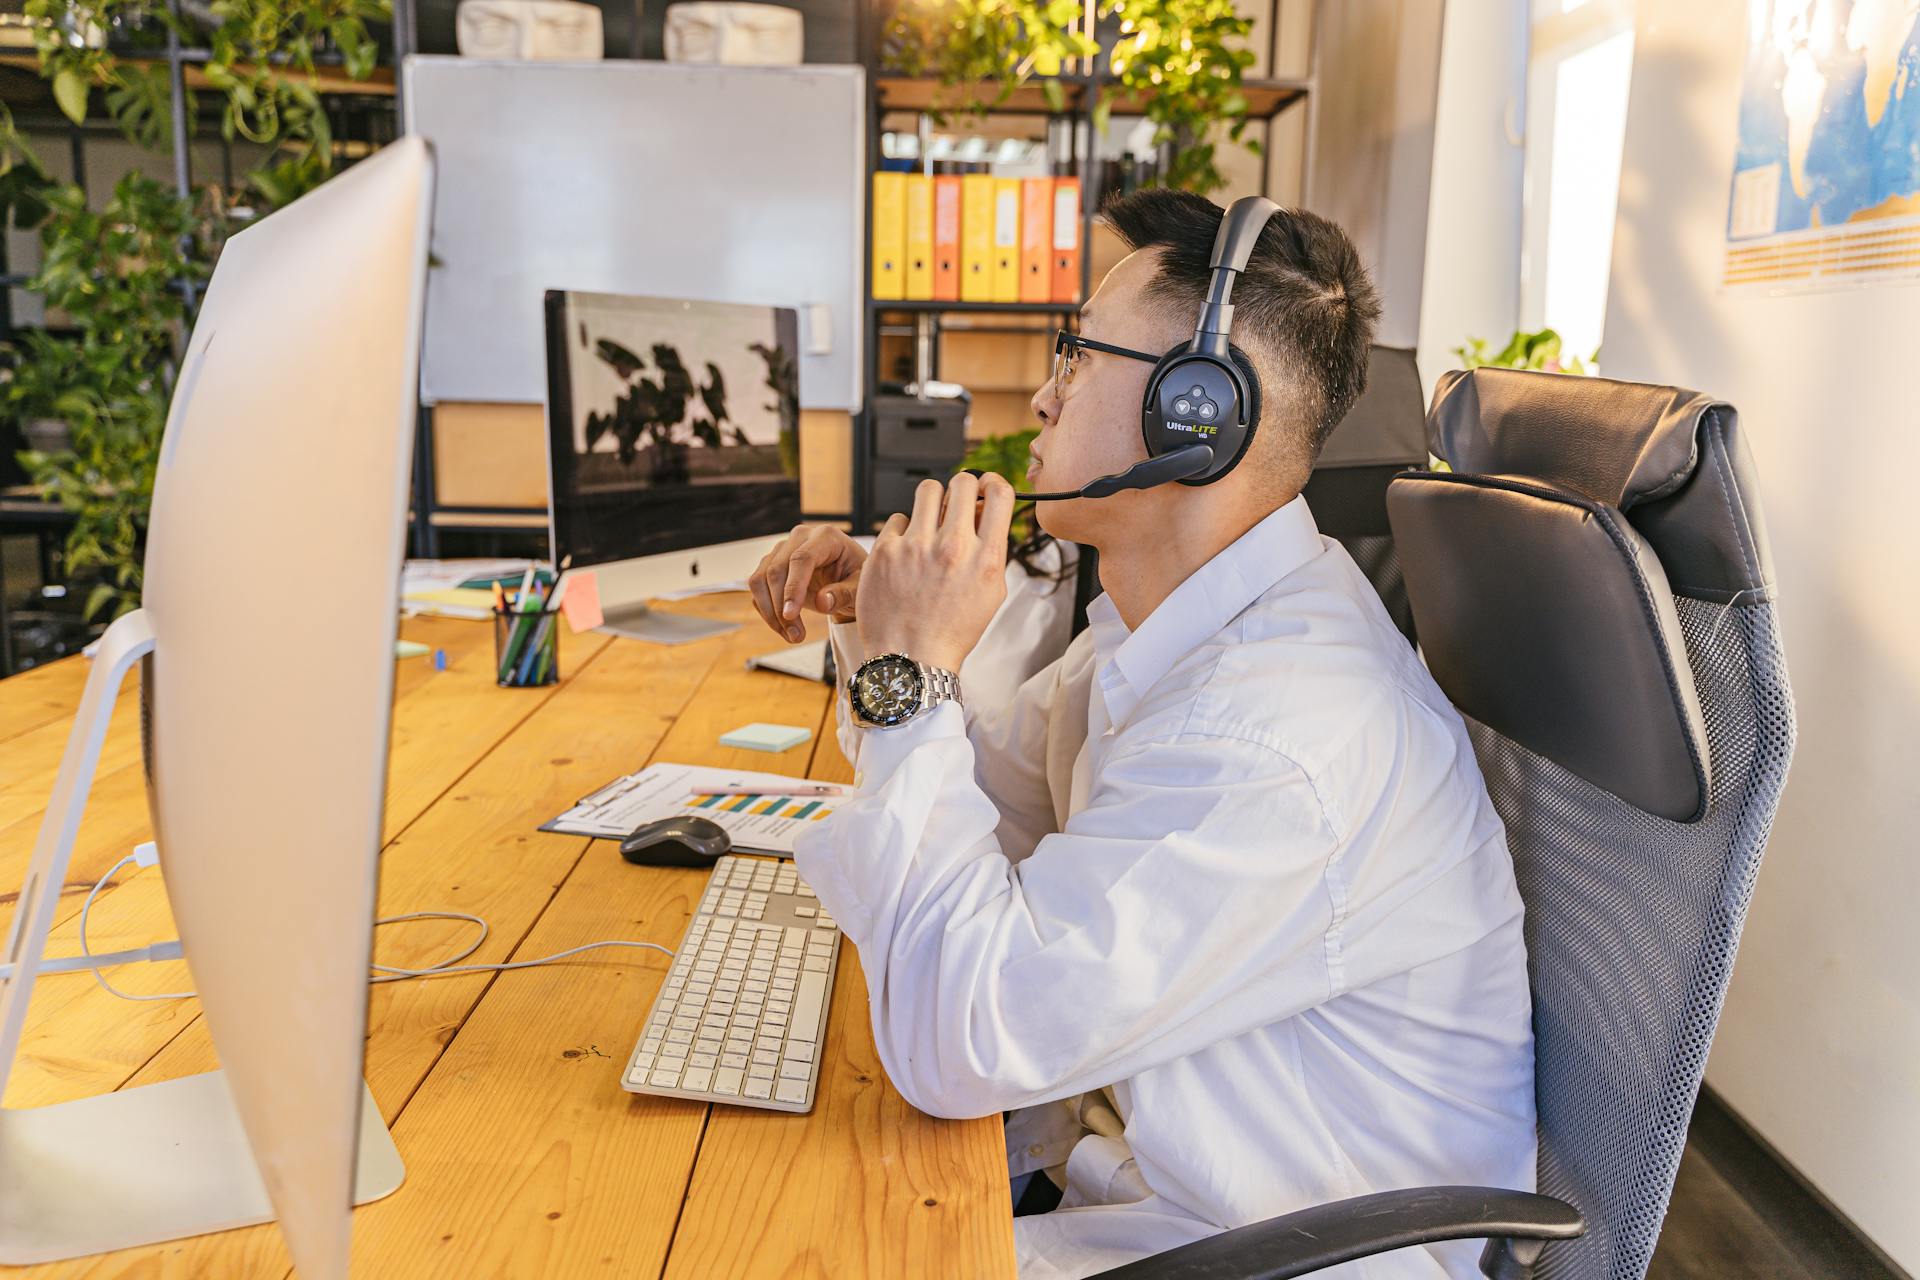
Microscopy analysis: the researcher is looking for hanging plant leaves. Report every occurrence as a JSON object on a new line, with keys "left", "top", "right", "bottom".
{"left": 52, "top": 68, "right": 89, "bottom": 125}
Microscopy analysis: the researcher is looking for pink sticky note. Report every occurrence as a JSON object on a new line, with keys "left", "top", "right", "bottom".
{"left": 561, "top": 569, "right": 604, "bottom": 633}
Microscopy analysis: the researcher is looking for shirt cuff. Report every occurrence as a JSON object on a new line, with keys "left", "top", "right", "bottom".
{"left": 827, "top": 618, "right": 863, "bottom": 680}
{"left": 854, "top": 699, "right": 966, "bottom": 787}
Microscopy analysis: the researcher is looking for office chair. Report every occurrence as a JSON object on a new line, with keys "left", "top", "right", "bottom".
{"left": 1092, "top": 367, "right": 1795, "bottom": 1279}
{"left": 1301, "top": 345, "right": 1427, "bottom": 643}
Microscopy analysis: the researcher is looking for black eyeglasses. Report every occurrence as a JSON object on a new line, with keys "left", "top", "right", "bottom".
{"left": 1051, "top": 329, "right": 1162, "bottom": 395}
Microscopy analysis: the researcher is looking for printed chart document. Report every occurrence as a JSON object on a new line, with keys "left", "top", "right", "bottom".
{"left": 542, "top": 762, "right": 847, "bottom": 855}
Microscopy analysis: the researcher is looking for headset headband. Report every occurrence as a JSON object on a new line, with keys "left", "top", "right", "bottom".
{"left": 1192, "top": 196, "right": 1283, "bottom": 358}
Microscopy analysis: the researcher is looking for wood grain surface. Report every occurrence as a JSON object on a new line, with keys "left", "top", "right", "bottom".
{"left": 0, "top": 596, "right": 1014, "bottom": 1279}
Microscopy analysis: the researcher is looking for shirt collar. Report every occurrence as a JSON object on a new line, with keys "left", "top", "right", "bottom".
{"left": 1085, "top": 494, "right": 1325, "bottom": 727}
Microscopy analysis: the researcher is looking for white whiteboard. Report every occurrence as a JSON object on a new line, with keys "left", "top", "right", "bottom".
{"left": 402, "top": 56, "right": 865, "bottom": 410}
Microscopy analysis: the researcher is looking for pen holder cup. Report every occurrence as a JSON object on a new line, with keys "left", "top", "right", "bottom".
{"left": 493, "top": 605, "right": 562, "bottom": 688}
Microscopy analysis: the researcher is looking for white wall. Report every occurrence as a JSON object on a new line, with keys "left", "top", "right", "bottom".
{"left": 1603, "top": 0, "right": 1920, "bottom": 1269}
{"left": 1307, "top": 0, "right": 1445, "bottom": 349}
{"left": 1415, "top": 0, "right": 1528, "bottom": 405}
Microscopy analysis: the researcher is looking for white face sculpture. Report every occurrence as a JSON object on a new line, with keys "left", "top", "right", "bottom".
{"left": 663, "top": 2, "right": 803, "bottom": 65}
{"left": 456, "top": 0, "right": 605, "bottom": 60}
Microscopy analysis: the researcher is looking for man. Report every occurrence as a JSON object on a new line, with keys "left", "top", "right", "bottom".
{"left": 747, "top": 190, "right": 1536, "bottom": 1278}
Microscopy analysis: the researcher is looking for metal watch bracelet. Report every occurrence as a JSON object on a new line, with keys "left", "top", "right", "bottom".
{"left": 918, "top": 663, "right": 963, "bottom": 711}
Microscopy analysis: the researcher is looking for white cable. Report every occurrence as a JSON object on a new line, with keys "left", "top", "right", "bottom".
{"left": 72, "top": 855, "right": 673, "bottom": 1002}
{"left": 80, "top": 854, "right": 195, "bottom": 1002}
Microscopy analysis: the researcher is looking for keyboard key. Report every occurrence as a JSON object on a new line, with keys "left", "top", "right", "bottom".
{"left": 688, "top": 1052, "right": 718, "bottom": 1070}
{"left": 630, "top": 1053, "right": 656, "bottom": 1073}
{"left": 794, "top": 905, "right": 817, "bottom": 919}
{"left": 747, "top": 1062, "right": 775, "bottom": 1081}
{"left": 803, "top": 954, "right": 832, "bottom": 973}
{"left": 744, "top": 1077, "right": 773, "bottom": 1100}
{"left": 665, "top": 1028, "right": 694, "bottom": 1045}
{"left": 751, "top": 1048, "right": 779, "bottom": 1067}
{"left": 650, "top": 1067, "right": 682, "bottom": 1088}
{"left": 683, "top": 1067, "right": 713, "bottom": 1092}
{"left": 783, "top": 1039, "right": 817, "bottom": 1064}
{"left": 779, "top": 1059, "right": 810, "bottom": 1081}
{"left": 720, "top": 1051, "right": 749, "bottom": 1069}
{"left": 714, "top": 1067, "right": 744, "bottom": 1096}
{"left": 775, "top": 1080, "right": 809, "bottom": 1105}
{"left": 626, "top": 1067, "right": 650, "bottom": 1087}
{"left": 791, "top": 971, "right": 828, "bottom": 1035}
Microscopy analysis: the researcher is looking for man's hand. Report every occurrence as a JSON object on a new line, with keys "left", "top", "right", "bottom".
{"left": 857, "top": 472, "right": 1015, "bottom": 673}
{"left": 749, "top": 524, "right": 867, "bottom": 643}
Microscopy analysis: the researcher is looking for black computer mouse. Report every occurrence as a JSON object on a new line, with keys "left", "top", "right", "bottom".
{"left": 618, "top": 815, "right": 732, "bottom": 868}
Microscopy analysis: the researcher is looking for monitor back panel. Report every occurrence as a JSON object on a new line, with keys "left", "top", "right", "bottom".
{"left": 139, "top": 137, "right": 433, "bottom": 1277}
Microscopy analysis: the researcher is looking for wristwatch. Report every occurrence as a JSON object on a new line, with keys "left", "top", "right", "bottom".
{"left": 848, "top": 652, "right": 963, "bottom": 729}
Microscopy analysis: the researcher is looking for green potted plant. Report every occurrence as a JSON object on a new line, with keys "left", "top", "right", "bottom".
{"left": 3, "top": 0, "right": 388, "bottom": 624}
{"left": 882, "top": 0, "right": 1259, "bottom": 196}
{"left": 1454, "top": 327, "right": 1598, "bottom": 375}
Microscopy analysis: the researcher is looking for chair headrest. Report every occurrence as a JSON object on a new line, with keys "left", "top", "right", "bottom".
{"left": 1389, "top": 368, "right": 1777, "bottom": 821}
{"left": 1318, "top": 345, "right": 1426, "bottom": 469}
{"left": 1427, "top": 368, "right": 1774, "bottom": 604}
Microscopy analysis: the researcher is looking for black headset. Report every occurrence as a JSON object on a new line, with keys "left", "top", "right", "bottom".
{"left": 1003, "top": 195, "right": 1283, "bottom": 502}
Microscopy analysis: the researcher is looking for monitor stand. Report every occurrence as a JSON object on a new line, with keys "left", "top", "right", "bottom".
{"left": 598, "top": 599, "right": 740, "bottom": 646}
{"left": 0, "top": 609, "right": 404, "bottom": 1266}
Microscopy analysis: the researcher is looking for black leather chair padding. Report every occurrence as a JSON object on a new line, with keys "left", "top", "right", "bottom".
{"left": 1387, "top": 471, "right": 1711, "bottom": 822}
{"left": 1427, "top": 368, "right": 1774, "bottom": 603}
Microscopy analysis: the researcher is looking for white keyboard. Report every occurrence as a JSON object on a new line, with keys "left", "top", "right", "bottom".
{"left": 622, "top": 854, "right": 841, "bottom": 1112}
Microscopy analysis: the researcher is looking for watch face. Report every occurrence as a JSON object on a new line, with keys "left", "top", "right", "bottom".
{"left": 851, "top": 654, "right": 923, "bottom": 727}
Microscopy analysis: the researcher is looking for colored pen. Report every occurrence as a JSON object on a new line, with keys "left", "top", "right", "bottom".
{"left": 499, "top": 566, "right": 545, "bottom": 683}
{"left": 688, "top": 784, "right": 845, "bottom": 799}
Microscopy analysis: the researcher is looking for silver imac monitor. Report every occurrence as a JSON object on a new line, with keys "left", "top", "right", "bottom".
{"left": 543, "top": 290, "right": 802, "bottom": 643}
{"left": 0, "top": 137, "right": 431, "bottom": 1273}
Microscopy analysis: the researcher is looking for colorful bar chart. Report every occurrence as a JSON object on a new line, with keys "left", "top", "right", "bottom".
{"left": 689, "top": 793, "right": 835, "bottom": 820}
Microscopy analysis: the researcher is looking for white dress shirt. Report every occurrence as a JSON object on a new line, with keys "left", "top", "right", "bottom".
{"left": 957, "top": 537, "right": 1079, "bottom": 713}
{"left": 796, "top": 497, "right": 1536, "bottom": 1279}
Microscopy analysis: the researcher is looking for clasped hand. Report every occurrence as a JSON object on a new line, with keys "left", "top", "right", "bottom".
{"left": 747, "top": 472, "right": 1017, "bottom": 673}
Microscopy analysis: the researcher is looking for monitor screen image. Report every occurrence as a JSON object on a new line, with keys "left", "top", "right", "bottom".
{"left": 545, "top": 290, "right": 802, "bottom": 567}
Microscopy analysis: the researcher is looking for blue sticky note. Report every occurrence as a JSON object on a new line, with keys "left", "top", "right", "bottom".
{"left": 720, "top": 722, "right": 813, "bottom": 753}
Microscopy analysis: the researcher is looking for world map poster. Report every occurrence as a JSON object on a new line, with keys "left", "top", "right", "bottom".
{"left": 1724, "top": 0, "right": 1920, "bottom": 290}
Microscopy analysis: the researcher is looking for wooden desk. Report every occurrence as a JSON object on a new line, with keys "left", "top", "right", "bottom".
{"left": 0, "top": 595, "right": 1016, "bottom": 1278}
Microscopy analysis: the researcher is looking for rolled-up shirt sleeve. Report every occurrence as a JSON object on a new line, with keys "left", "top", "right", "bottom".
{"left": 792, "top": 715, "right": 1341, "bottom": 1120}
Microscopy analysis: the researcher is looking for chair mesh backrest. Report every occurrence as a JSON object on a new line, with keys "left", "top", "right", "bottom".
{"left": 1336, "top": 532, "right": 1414, "bottom": 644}
{"left": 1474, "top": 598, "right": 1793, "bottom": 1278}
{"left": 1404, "top": 370, "right": 1798, "bottom": 1280}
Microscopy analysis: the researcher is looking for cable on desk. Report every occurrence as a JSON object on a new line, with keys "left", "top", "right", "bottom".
{"left": 71, "top": 855, "right": 674, "bottom": 1002}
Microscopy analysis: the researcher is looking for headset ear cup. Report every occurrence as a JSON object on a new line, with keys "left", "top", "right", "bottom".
{"left": 1228, "top": 344, "right": 1261, "bottom": 446}
{"left": 1179, "top": 347, "right": 1259, "bottom": 486}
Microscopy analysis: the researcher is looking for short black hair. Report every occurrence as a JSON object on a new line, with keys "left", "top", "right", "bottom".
{"left": 1100, "top": 188, "right": 1381, "bottom": 463}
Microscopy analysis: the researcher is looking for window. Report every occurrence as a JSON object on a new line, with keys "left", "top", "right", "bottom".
{"left": 1522, "top": 0, "right": 1636, "bottom": 367}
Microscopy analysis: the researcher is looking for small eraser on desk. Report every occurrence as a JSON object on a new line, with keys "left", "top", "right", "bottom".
{"left": 720, "top": 723, "right": 813, "bottom": 753}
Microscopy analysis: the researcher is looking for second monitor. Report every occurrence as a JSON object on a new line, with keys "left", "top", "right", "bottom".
{"left": 544, "top": 290, "right": 802, "bottom": 643}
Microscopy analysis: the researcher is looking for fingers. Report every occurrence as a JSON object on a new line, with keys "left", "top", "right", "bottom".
{"left": 876, "top": 511, "right": 909, "bottom": 544}
{"left": 781, "top": 543, "right": 823, "bottom": 626}
{"left": 817, "top": 570, "right": 859, "bottom": 620}
{"left": 908, "top": 477, "right": 944, "bottom": 539}
{"left": 976, "top": 473, "right": 1016, "bottom": 558}
{"left": 940, "top": 471, "right": 980, "bottom": 541}
{"left": 748, "top": 548, "right": 783, "bottom": 636}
